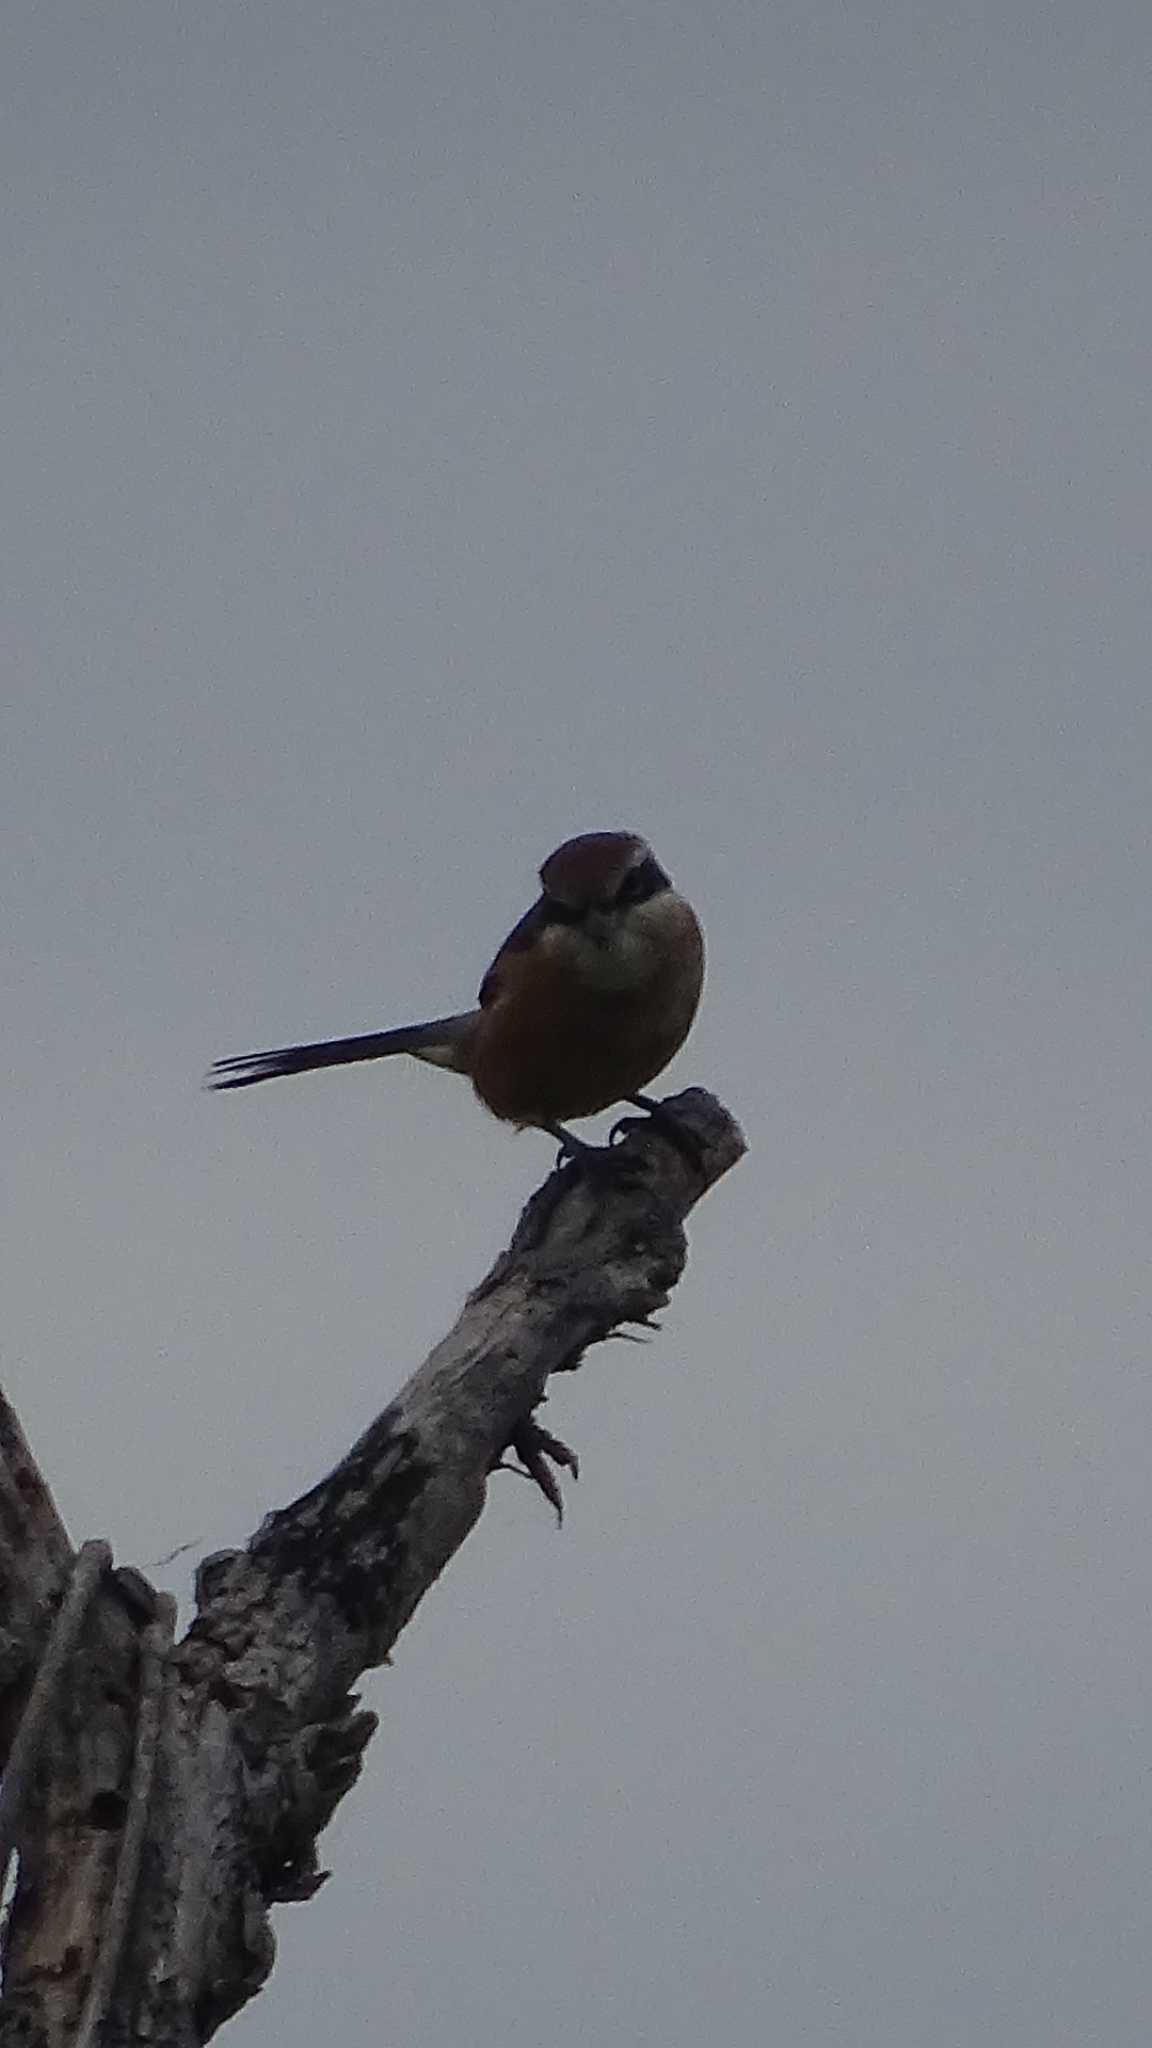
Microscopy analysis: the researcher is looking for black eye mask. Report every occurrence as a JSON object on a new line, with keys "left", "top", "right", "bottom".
{"left": 613, "top": 854, "right": 669, "bottom": 907}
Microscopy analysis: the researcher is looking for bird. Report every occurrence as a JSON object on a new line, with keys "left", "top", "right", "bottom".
{"left": 208, "top": 831, "right": 704, "bottom": 1153}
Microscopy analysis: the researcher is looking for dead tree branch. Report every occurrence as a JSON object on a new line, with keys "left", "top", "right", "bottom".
{"left": 0, "top": 1087, "right": 744, "bottom": 2046}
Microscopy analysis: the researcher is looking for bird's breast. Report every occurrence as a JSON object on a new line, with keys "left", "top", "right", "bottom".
{"left": 470, "top": 891, "right": 704, "bottom": 1124}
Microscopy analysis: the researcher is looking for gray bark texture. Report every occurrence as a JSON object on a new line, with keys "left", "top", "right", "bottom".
{"left": 0, "top": 1088, "right": 745, "bottom": 2046}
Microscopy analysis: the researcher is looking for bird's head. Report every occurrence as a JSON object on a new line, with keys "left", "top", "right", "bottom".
{"left": 538, "top": 832, "right": 671, "bottom": 921}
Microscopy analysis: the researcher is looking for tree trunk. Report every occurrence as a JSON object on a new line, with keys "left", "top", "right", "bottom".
{"left": 0, "top": 1089, "right": 744, "bottom": 2045}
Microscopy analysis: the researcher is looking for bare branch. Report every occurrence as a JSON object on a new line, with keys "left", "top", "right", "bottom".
{"left": 0, "top": 1542, "right": 111, "bottom": 1889}
{"left": 73, "top": 1598, "right": 177, "bottom": 2048}
{"left": 0, "top": 1088, "right": 744, "bottom": 2045}
{"left": 0, "top": 1389, "right": 74, "bottom": 1773}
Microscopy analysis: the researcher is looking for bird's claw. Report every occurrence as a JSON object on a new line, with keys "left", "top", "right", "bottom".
{"left": 610, "top": 1100, "right": 706, "bottom": 1172}
{"left": 540, "top": 1120, "right": 607, "bottom": 1171}
{"left": 544, "top": 1126, "right": 644, "bottom": 1185}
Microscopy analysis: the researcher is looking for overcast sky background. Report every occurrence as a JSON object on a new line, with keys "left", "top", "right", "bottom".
{"left": 5, "top": 2, "right": 1152, "bottom": 2042}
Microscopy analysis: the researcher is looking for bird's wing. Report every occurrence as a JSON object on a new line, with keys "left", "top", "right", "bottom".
{"left": 477, "top": 899, "right": 553, "bottom": 1009}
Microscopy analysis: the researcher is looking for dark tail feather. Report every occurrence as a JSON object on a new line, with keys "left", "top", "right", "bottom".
{"left": 207, "top": 1013, "right": 475, "bottom": 1090}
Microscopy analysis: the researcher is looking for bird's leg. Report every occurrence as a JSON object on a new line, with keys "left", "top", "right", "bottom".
{"left": 610, "top": 1093, "right": 706, "bottom": 1171}
{"left": 494, "top": 1416, "right": 581, "bottom": 1522}
{"left": 541, "top": 1119, "right": 602, "bottom": 1165}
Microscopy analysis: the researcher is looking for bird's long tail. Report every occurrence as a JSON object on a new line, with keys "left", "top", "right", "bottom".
{"left": 207, "top": 1012, "right": 477, "bottom": 1090}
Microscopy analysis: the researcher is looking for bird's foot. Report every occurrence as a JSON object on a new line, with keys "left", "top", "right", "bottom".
{"left": 541, "top": 1119, "right": 645, "bottom": 1182}
{"left": 495, "top": 1417, "right": 580, "bottom": 1522}
{"left": 542, "top": 1120, "right": 604, "bottom": 1168}
{"left": 609, "top": 1094, "right": 706, "bottom": 1172}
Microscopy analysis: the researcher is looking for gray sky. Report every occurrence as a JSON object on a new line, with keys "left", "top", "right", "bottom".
{"left": 5, "top": 2, "right": 1152, "bottom": 2042}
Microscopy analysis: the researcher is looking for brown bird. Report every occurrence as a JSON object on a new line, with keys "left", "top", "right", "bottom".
{"left": 208, "top": 831, "right": 704, "bottom": 1151}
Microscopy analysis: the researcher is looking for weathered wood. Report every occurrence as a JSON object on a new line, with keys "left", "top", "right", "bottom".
{"left": 0, "top": 1390, "right": 74, "bottom": 1765}
{"left": 0, "top": 1542, "right": 112, "bottom": 1886}
{"left": 0, "top": 1089, "right": 744, "bottom": 2045}
{"left": 0, "top": 1536, "right": 161, "bottom": 2046}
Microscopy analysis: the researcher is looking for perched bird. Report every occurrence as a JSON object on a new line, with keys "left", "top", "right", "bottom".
{"left": 208, "top": 831, "right": 704, "bottom": 1150}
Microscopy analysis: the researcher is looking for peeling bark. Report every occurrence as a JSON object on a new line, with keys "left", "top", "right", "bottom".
{"left": 0, "top": 1088, "right": 745, "bottom": 2044}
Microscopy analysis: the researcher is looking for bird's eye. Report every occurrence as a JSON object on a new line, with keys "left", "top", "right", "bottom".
{"left": 614, "top": 855, "right": 668, "bottom": 907}
{"left": 541, "top": 894, "right": 584, "bottom": 925}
